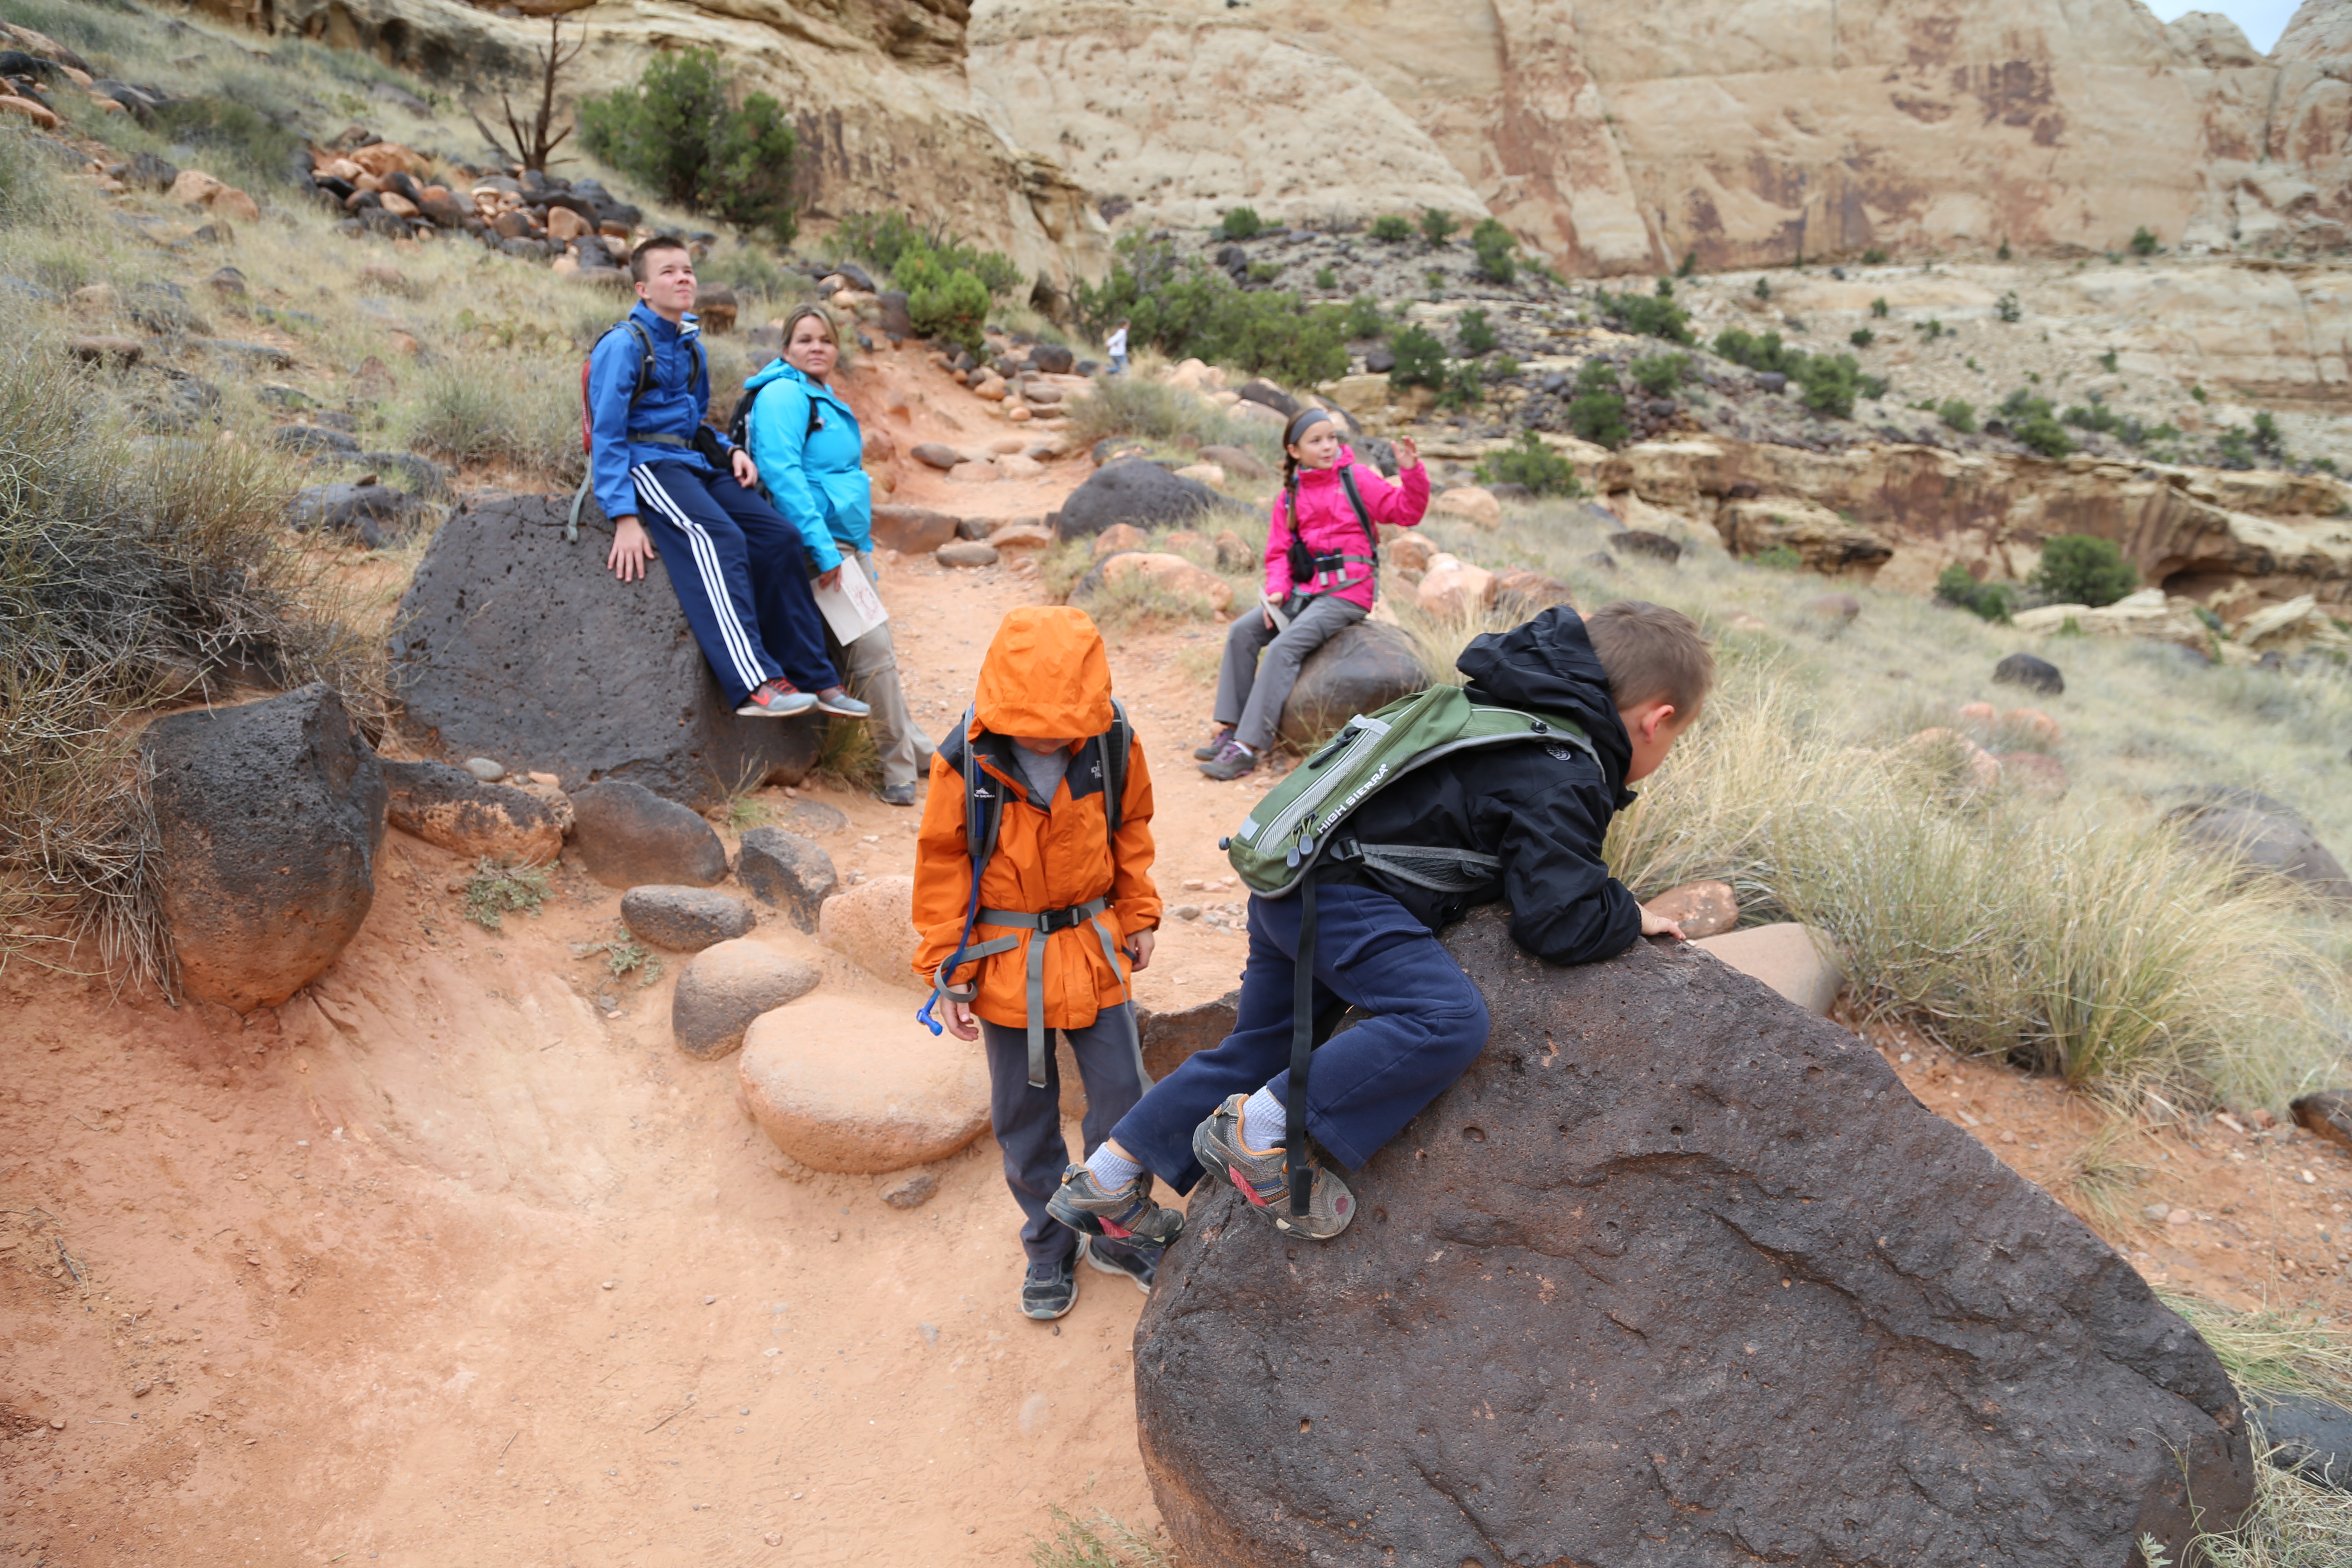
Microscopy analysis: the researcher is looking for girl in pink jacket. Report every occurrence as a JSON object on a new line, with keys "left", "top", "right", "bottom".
{"left": 1197, "top": 409, "right": 1427, "bottom": 779}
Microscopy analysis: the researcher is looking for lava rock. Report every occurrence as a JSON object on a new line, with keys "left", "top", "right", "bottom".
{"left": 735, "top": 826, "right": 837, "bottom": 932}
{"left": 1993, "top": 652, "right": 2065, "bottom": 695}
{"left": 380, "top": 759, "right": 568, "bottom": 864}
{"left": 271, "top": 424, "right": 361, "bottom": 458}
{"left": 1136, "top": 907, "right": 2254, "bottom": 1568}
{"left": 670, "top": 938, "right": 820, "bottom": 1060}
{"left": 1274, "top": 623, "right": 1431, "bottom": 747}
{"left": 390, "top": 493, "right": 819, "bottom": 808}
{"left": 569, "top": 780, "right": 727, "bottom": 889}
{"left": 875, "top": 290, "right": 913, "bottom": 340}
{"left": 1058, "top": 459, "right": 1237, "bottom": 538}
{"left": 1235, "top": 378, "right": 1300, "bottom": 420}
{"left": 2245, "top": 1391, "right": 2352, "bottom": 1491}
{"left": 117, "top": 149, "right": 178, "bottom": 191}
{"left": 956, "top": 515, "right": 996, "bottom": 541}
{"left": 144, "top": 683, "right": 386, "bottom": 1012}
{"left": 869, "top": 505, "right": 960, "bottom": 554}
{"left": 2164, "top": 802, "right": 2352, "bottom": 906}
{"left": 1491, "top": 567, "right": 1575, "bottom": 617}
{"left": 1363, "top": 345, "right": 1396, "bottom": 374}
{"left": 2290, "top": 1090, "right": 2352, "bottom": 1156}
{"left": 621, "top": 885, "right": 756, "bottom": 952}
{"left": 1196, "top": 444, "right": 1270, "bottom": 481}
{"left": 1616, "top": 530, "right": 1682, "bottom": 562}
{"left": 1755, "top": 371, "right": 1789, "bottom": 394}
{"left": 1139, "top": 989, "right": 1241, "bottom": 1081}
{"left": 286, "top": 482, "right": 417, "bottom": 549}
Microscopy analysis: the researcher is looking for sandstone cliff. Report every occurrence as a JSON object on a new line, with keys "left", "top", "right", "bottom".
{"left": 202, "top": 0, "right": 1108, "bottom": 281}
{"left": 971, "top": 0, "right": 2352, "bottom": 275}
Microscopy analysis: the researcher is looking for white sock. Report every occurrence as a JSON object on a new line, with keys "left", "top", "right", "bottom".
{"left": 1241, "top": 1086, "right": 1287, "bottom": 1154}
{"left": 1084, "top": 1145, "right": 1144, "bottom": 1190}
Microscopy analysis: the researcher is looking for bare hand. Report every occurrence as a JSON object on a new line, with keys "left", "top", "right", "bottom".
{"left": 816, "top": 566, "right": 842, "bottom": 591}
{"left": 1392, "top": 435, "right": 1420, "bottom": 469}
{"left": 1127, "top": 929, "right": 1155, "bottom": 973}
{"left": 1639, "top": 907, "right": 1687, "bottom": 941}
{"left": 945, "top": 999, "right": 979, "bottom": 1042}
{"left": 1262, "top": 603, "right": 1277, "bottom": 630}
{"left": 731, "top": 447, "right": 760, "bottom": 488}
{"left": 607, "top": 515, "right": 653, "bottom": 582}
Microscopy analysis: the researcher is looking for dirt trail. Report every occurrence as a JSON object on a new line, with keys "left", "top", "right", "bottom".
{"left": 4, "top": 347, "right": 2345, "bottom": 1567}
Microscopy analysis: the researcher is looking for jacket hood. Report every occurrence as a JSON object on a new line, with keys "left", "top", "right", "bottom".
{"left": 973, "top": 607, "right": 1115, "bottom": 741}
{"left": 1456, "top": 606, "right": 1634, "bottom": 799}
{"left": 744, "top": 358, "right": 835, "bottom": 397}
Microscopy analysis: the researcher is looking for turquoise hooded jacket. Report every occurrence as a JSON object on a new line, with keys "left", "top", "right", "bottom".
{"left": 742, "top": 359, "right": 871, "bottom": 574}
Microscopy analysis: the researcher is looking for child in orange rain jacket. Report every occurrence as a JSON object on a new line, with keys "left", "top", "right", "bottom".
{"left": 910, "top": 606, "right": 1169, "bottom": 1321}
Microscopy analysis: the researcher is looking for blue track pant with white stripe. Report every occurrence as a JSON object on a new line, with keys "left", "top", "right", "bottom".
{"left": 629, "top": 459, "right": 841, "bottom": 706}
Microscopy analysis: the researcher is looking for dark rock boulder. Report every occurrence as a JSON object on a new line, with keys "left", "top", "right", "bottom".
{"left": 910, "top": 442, "right": 963, "bottom": 471}
{"left": 870, "top": 505, "right": 959, "bottom": 554}
{"left": 1616, "top": 528, "right": 1683, "bottom": 561}
{"left": 620, "top": 885, "right": 756, "bottom": 952}
{"left": 1196, "top": 444, "right": 1270, "bottom": 481}
{"left": 875, "top": 289, "right": 913, "bottom": 340}
{"left": 1994, "top": 651, "right": 2065, "bottom": 695}
{"left": 671, "top": 938, "right": 821, "bottom": 1060}
{"left": 1058, "top": 459, "right": 1237, "bottom": 538}
{"left": 736, "top": 826, "right": 837, "bottom": 932}
{"left": 144, "top": 683, "right": 386, "bottom": 1012}
{"left": 1136, "top": 909, "right": 2254, "bottom": 1568}
{"left": 380, "top": 759, "right": 568, "bottom": 865}
{"left": 272, "top": 424, "right": 361, "bottom": 458}
{"left": 287, "top": 482, "right": 418, "bottom": 549}
{"left": 1029, "top": 342, "right": 1075, "bottom": 375}
{"left": 1138, "top": 989, "right": 1240, "bottom": 1081}
{"left": 390, "top": 493, "right": 819, "bottom": 808}
{"left": 1235, "top": 378, "right": 1299, "bottom": 420}
{"left": 2164, "top": 802, "right": 2352, "bottom": 906}
{"left": 569, "top": 781, "right": 727, "bottom": 889}
{"left": 2245, "top": 1390, "right": 2352, "bottom": 1491}
{"left": 1275, "top": 622, "right": 1430, "bottom": 746}
{"left": 2290, "top": 1089, "right": 2352, "bottom": 1156}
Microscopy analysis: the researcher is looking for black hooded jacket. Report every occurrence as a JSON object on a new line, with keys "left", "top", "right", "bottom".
{"left": 1329, "top": 606, "right": 1644, "bottom": 965}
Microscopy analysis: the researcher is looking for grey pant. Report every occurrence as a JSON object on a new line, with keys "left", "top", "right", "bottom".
{"left": 845, "top": 551, "right": 934, "bottom": 789}
{"left": 980, "top": 1002, "right": 1152, "bottom": 1269}
{"left": 1215, "top": 594, "right": 1368, "bottom": 752}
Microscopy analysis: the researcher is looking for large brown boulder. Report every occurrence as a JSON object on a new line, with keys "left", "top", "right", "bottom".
{"left": 1136, "top": 909, "right": 2253, "bottom": 1568}
{"left": 390, "top": 493, "right": 819, "bottom": 810}
{"left": 1275, "top": 621, "right": 1430, "bottom": 747}
{"left": 145, "top": 684, "right": 386, "bottom": 1012}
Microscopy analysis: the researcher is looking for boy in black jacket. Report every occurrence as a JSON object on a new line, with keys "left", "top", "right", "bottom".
{"left": 1047, "top": 602, "right": 1713, "bottom": 1245}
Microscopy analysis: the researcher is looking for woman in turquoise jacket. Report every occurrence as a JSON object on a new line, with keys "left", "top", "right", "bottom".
{"left": 743, "top": 306, "right": 934, "bottom": 805}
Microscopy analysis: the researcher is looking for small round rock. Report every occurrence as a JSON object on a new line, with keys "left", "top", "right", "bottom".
{"left": 601, "top": 1280, "right": 617, "bottom": 1290}
{"left": 464, "top": 756, "right": 506, "bottom": 781}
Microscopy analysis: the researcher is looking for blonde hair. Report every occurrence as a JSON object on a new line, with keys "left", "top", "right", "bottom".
{"left": 1585, "top": 600, "right": 1715, "bottom": 714}
{"left": 780, "top": 304, "right": 840, "bottom": 352}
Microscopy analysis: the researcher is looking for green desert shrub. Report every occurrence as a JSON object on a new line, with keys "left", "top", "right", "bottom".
{"left": 579, "top": 48, "right": 798, "bottom": 242}
{"left": 1370, "top": 214, "right": 1412, "bottom": 243}
{"left": 1216, "top": 205, "right": 1266, "bottom": 242}
{"left": 1474, "top": 431, "right": 1583, "bottom": 497}
{"left": 1418, "top": 207, "right": 1458, "bottom": 245}
{"left": 1469, "top": 217, "right": 1516, "bottom": 284}
{"left": 1629, "top": 353, "right": 1689, "bottom": 396}
{"left": 1596, "top": 291, "right": 1695, "bottom": 345}
{"left": 1073, "top": 233, "right": 1348, "bottom": 384}
{"left": 1933, "top": 564, "right": 2012, "bottom": 622}
{"left": 1566, "top": 359, "right": 1628, "bottom": 448}
{"left": 1343, "top": 295, "right": 1386, "bottom": 339}
{"left": 1456, "top": 307, "right": 1498, "bottom": 356}
{"left": 1795, "top": 353, "right": 1862, "bottom": 419}
{"left": 1938, "top": 398, "right": 1977, "bottom": 434}
{"left": 1059, "top": 375, "right": 1277, "bottom": 468}
{"left": 1711, "top": 327, "right": 1804, "bottom": 376}
{"left": 2131, "top": 225, "right": 2160, "bottom": 257}
{"left": 2031, "top": 535, "right": 2137, "bottom": 607}
{"left": 1386, "top": 324, "right": 1447, "bottom": 391}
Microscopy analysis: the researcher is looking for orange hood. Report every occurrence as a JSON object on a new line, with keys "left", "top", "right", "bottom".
{"left": 971, "top": 606, "right": 1115, "bottom": 741}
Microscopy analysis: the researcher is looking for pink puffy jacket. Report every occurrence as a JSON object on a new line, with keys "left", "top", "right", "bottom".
{"left": 1262, "top": 446, "right": 1430, "bottom": 612}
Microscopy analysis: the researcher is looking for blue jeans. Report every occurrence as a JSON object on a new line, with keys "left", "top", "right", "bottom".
{"left": 980, "top": 1002, "right": 1154, "bottom": 1269}
{"left": 1108, "top": 353, "right": 1128, "bottom": 377}
{"left": 1109, "top": 884, "right": 1489, "bottom": 1191}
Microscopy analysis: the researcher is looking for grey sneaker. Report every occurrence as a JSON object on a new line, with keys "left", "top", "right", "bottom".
{"left": 1045, "top": 1165, "right": 1185, "bottom": 1246}
{"left": 878, "top": 781, "right": 918, "bottom": 808}
{"left": 1193, "top": 726, "right": 1236, "bottom": 762}
{"left": 1020, "top": 1250, "right": 1078, "bottom": 1320}
{"left": 1083, "top": 1237, "right": 1160, "bottom": 1295}
{"left": 815, "top": 687, "right": 871, "bottom": 718}
{"left": 1199, "top": 737, "right": 1259, "bottom": 782}
{"left": 1191, "top": 1093, "right": 1355, "bottom": 1240}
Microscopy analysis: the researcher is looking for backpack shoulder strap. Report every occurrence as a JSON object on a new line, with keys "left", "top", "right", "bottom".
{"left": 1336, "top": 463, "right": 1377, "bottom": 546}
{"left": 1101, "top": 698, "right": 1133, "bottom": 846}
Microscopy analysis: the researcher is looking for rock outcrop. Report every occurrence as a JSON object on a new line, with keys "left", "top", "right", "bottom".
{"left": 738, "top": 995, "right": 991, "bottom": 1171}
{"left": 145, "top": 684, "right": 386, "bottom": 1012}
{"left": 972, "top": 0, "right": 2352, "bottom": 272}
{"left": 380, "top": 759, "right": 568, "bottom": 865}
{"left": 392, "top": 493, "right": 823, "bottom": 810}
{"left": 1136, "top": 909, "right": 2254, "bottom": 1568}
{"left": 1275, "top": 622, "right": 1430, "bottom": 747}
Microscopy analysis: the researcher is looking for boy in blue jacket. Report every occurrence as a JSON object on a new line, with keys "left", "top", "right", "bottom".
{"left": 593, "top": 237, "right": 868, "bottom": 723}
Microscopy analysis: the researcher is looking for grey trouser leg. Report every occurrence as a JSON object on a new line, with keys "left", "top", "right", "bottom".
{"left": 980, "top": 1002, "right": 1153, "bottom": 1268}
{"left": 1214, "top": 610, "right": 1280, "bottom": 733}
{"left": 847, "top": 550, "right": 934, "bottom": 789}
{"left": 1228, "top": 596, "right": 1367, "bottom": 753}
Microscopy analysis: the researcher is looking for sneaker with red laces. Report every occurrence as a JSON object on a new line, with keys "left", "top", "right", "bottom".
{"left": 737, "top": 680, "right": 818, "bottom": 718}
{"left": 1191, "top": 1093, "right": 1355, "bottom": 1240}
{"left": 1045, "top": 1166, "right": 1185, "bottom": 1246}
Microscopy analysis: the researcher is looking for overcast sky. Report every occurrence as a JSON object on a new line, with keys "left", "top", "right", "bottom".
{"left": 2144, "top": 0, "right": 2303, "bottom": 52}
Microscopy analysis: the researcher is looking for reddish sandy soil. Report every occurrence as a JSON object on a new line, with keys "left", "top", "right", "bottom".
{"left": 4, "top": 347, "right": 2346, "bottom": 1566}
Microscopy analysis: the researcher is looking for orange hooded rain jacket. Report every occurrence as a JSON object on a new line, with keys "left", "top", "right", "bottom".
{"left": 910, "top": 607, "right": 1161, "bottom": 1030}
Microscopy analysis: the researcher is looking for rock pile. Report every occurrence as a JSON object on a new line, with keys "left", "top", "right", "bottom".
{"left": 1136, "top": 908, "right": 2254, "bottom": 1568}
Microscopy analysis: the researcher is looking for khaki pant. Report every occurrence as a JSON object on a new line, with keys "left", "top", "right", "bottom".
{"left": 847, "top": 551, "right": 934, "bottom": 790}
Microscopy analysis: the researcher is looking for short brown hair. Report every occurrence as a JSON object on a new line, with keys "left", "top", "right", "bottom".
{"left": 1585, "top": 600, "right": 1714, "bottom": 714}
{"left": 630, "top": 235, "right": 690, "bottom": 284}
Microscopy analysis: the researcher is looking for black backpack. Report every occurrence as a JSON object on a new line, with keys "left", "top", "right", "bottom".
{"left": 725, "top": 375, "right": 827, "bottom": 457}
{"left": 1279, "top": 463, "right": 1379, "bottom": 603}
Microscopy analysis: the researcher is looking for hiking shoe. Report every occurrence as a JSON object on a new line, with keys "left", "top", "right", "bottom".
{"left": 1193, "top": 726, "right": 1236, "bottom": 762}
{"left": 878, "top": 781, "right": 918, "bottom": 808}
{"left": 1045, "top": 1165, "right": 1185, "bottom": 1247}
{"left": 1191, "top": 1093, "right": 1355, "bottom": 1240}
{"left": 815, "top": 687, "right": 871, "bottom": 719}
{"left": 1199, "top": 738, "right": 1259, "bottom": 782}
{"left": 1020, "top": 1250, "right": 1078, "bottom": 1320}
{"left": 737, "top": 680, "right": 818, "bottom": 718}
{"left": 1084, "top": 1237, "right": 1160, "bottom": 1296}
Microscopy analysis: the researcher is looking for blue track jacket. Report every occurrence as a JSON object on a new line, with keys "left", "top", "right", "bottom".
{"left": 587, "top": 303, "right": 733, "bottom": 521}
{"left": 741, "top": 359, "right": 871, "bottom": 575}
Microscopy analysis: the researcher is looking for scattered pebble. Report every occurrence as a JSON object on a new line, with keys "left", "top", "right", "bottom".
{"left": 704, "top": 1294, "right": 718, "bottom": 1305}
{"left": 601, "top": 1280, "right": 617, "bottom": 1290}
{"left": 49, "top": 1418, "right": 64, "bottom": 1430}
{"left": 463, "top": 757, "right": 505, "bottom": 782}
{"left": 132, "top": 1381, "right": 151, "bottom": 1397}
{"left": 2144, "top": 1203, "right": 2171, "bottom": 1222}
{"left": 2168, "top": 1208, "right": 2194, "bottom": 1226}
{"left": 1174, "top": 905, "right": 1203, "bottom": 921}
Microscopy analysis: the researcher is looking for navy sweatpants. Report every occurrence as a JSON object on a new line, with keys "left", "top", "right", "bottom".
{"left": 980, "top": 1003, "right": 1155, "bottom": 1271}
{"left": 1109, "top": 883, "right": 1489, "bottom": 1192}
{"left": 629, "top": 459, "right": 840, "bottom": 706}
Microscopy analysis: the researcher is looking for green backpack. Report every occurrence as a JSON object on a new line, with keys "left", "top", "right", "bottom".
{"left": 1219, "top": 684, "right": 1596, "bottom": 1213}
